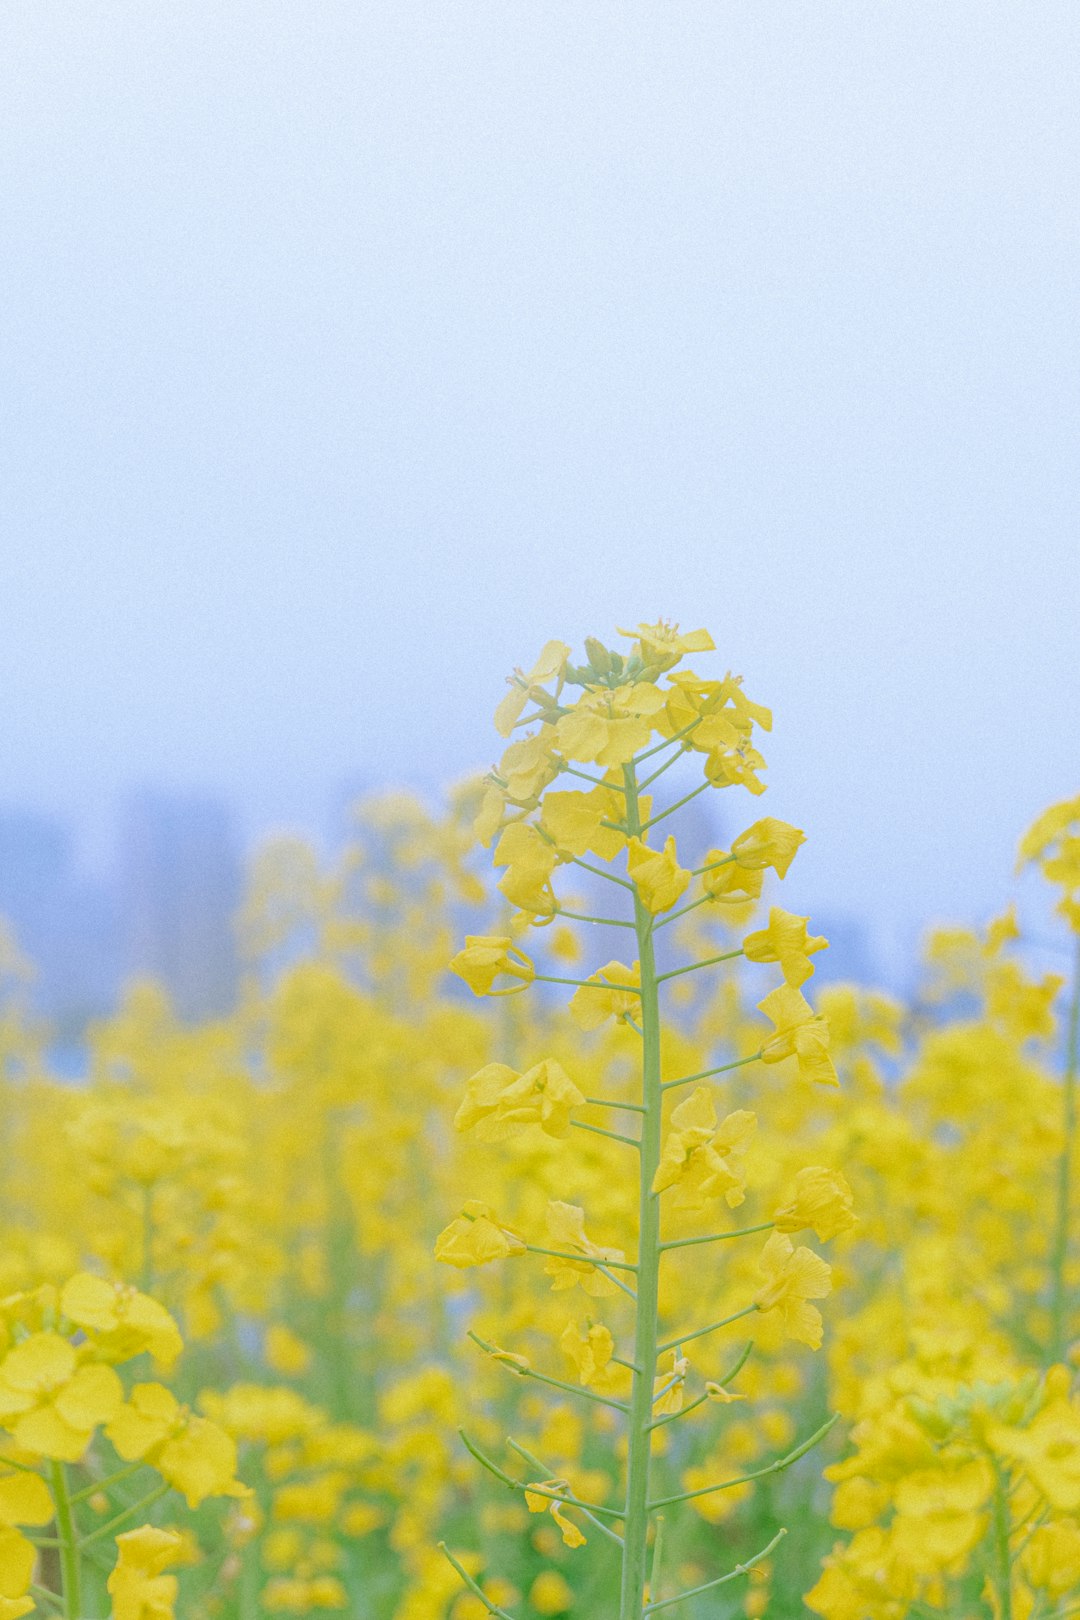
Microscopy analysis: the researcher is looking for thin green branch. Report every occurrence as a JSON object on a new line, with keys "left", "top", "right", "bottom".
{"left": 648, "top": 1413, "right": 841, "bottom": 1509}
{"left": 643, "top": 1527, "right": 788, "bottom": 1613}
{"left": 647, "top": 1392, "right": 708, "bottom": 1432}
{"left": 506, "top": 1440, "right": 623, "bottom": 1546}
{"left": 571, "top": 857, "right": 635, "bottom": 891}
{"left": 438, "top": 1543, "right": 519, "bottom": 1620}
{"left": 691, "top": 853, "right": 736, "bottom": 878}
{"left": 78, "top": 1481, "right": 170, "bottom": 1548}
{"left": 657, "top": 1302, "right": 759, "bottom": 1355}
{"left": 661, "top": 1053, "right": 761, "bottom": 1093}
{"left": 660, "top": 1223, "right": 773, "bottom": 1252}
{"left": 558, "top": 910, "right": 636, "bottom": 929}
{"left": 458, "top": 1429, "right": 625, "bottom": 1518}
{"left": 584, "top": 1095, "right": 647, "bottom": 1114}
{"left": 525, "top": 1243, "right": 638, "bottom": 1273}
{"left": 70, "top": 1461, "right": 148, "bottom": 1504}
{"left": 571, "top": 1119, "right": 640, "bottom": 1149}
{"left": 468, "top": 1333, "right": 630, "bottom": 1412}
{"left": 562, "top": 766, "right": 627, "bottom": 793}
{"left": 654, "top": 893, "right": 718, "bottom": 930}
{"left": 536, "top": 972, "right": 642, "bottom": 994}
{"left": 640, "top": 781, "right": 711, "bottom": 831}
{"left": 657, "top": 949, "right": 743, "bottom": 984}
{"left": 648, "top": 1340, "right": 754, "bottom": 1431}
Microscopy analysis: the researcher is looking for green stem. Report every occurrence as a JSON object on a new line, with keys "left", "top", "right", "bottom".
{"left": 505, "top": 1440, "right": 623, "bottom": 1546}
{"left": 643, "top": 1527, "right": 787, "bottom": 1613}
{"left": 570, "top": 1119, "right": 640, "bottom": 1148}
{"left": 657, "top": 949, "right": 743, "bottom": 984}
{"left": 661, "top": 1053, "right": 760, "bottom": 1093}
{"left": 524, "top": 1243, "right": 639, "bottom": 1272}
{"left": 438, "top": 1543, "right": 519, "bottom": 1620}
{"left": 558, "top": 910, "right": 636, "bottom": 929}
{"left": 1049, "top": 936, "right": 1080, "bottom": 1362}
{"left": 49, "top": 1461, "right": 82, "bottom": 1620}
{"left": 458, "top": 1430, "right": 624, "bottom": 1518}
{"left": 78, "top": 1481, "right": 169, "bottom": 1547}
{"left": 992, "top": 1461, "right": 1013, "bottom": 1620}
{"left": 641, "top": 781, "right": 711, "bottom": 831}
{"left": 658, "top": 1303, "right": 758, "bottom": 1354}
{"left": 649, "top": 1413, "right": 840, "bottom": 1509}
{"left": 660, "top": 1224, "right": 773, "bottom": 1251}
{"left": 619, "top": 759, "right": 664, "bottom": 1620}
{"left": 467, "top": 1334, "right": 629, "bottom": 1411}
{"left": 584, "top": 1096, "right": 647, "bottom": 1114}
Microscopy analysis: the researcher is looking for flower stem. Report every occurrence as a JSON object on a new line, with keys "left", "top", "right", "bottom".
{"left": 49, "top": 1461, "right": 82, "bottom": 1620}
{"left": 619, "top": 759, "right": 664, "bottom": 1620}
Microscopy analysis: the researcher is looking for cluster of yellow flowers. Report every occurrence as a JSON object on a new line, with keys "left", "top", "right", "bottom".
{"left": 0, "top": 623, "right": 1074, "bottom": 1619}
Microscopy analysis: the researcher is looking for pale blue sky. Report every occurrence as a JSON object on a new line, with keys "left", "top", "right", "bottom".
{"left": 1, "top": 3, "right": 1078, "bottom": 950}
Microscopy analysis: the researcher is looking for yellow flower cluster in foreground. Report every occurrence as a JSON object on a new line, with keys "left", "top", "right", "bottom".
{"left": 0, "top": 623, "right": 1074, "bottom": 1619}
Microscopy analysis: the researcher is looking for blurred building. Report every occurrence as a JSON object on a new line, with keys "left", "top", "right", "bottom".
{"left": 120, "top": 794, "right": 242, "bottom": 1021}
{"left": 0, "top": 810, "right": 120, "bottom": 1035}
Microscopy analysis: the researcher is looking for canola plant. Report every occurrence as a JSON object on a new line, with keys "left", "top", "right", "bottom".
{"left": 0, "top": 621, "right": 1074, "bottom": 1620}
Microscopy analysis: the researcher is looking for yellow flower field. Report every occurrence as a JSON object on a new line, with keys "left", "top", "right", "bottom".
{"left": 0, "top": 622, "right": 1076, "bottom": 1619}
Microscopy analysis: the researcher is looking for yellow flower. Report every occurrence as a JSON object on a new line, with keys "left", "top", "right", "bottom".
{"left": 1018, "top": 794, "right": 1080, "bottom": 865}
{"left": 626, "top": 837, "right": 691, "bottom": 915}
{"left": 1023, "top": 1519, "right": 1080, "bottom": 1596}
{"left": 105, "top": 1383, "right": 247, "bottom": 1507}
{"left": 493, "top": 822, "right": 559, "bottom": 917}
{"left": 448, "top": 936, "right": 535, "bottom": 996}
{"left": 758, "top": 985, "right": 839, "bottom": 1087}
{"left": 652, "top": 1351, "right": 688, "bottom": 1416}
{"left": 542, "top": 1202, "right": 626, "bottom": 1297}
{"left": 541, "top": 788, "right": 627, "bottom": 862}
{"left": 106, "top": 1525, "right": 183, "bottom": 1620}
{"left": 753, "top": 1232, "right": 832, "bottom": 1349}
{"left": 988, "top": 1375, "right": 1080, "bottom": 1511}
{"left": 701, "top": 852, "right": 764, "bottom": 906}
{"left": 493, "top": 641, "right": 572, "bottom": 736}
{"left": 433, "top": 1203, "right": 526, "bottom": 1269}
{"left": 773, "top": 1168, "right": 857, "bottom": 1242}
{"left": 730, "top": 817, "right": 806, "bottom": 877}
{"left": 523, "top": 1484, "right": 586, "bottom": 1549}
{"left": 497, "top": 733, "right": 560, "bottom": 805}
{"left": 0, "top": 1526, "right": 35, "bottom": 1617}
{"left": 0, "top": 1333, "right": 124, "bottom": 1461}
{"left": 889, "top": 1459, "right": 993, "bottom": 1575}
{"left": 568, "top": 961, "right": 641, "bottom": 1029}
{"left": 60, "top": 1274, "right": 184, "bottom": 1367}
{"left": 651, "top": 1088, "right": 756, "bottom": 1209}
{"left": 618, "top": 621, "right": 715, "bottom": 670}
{"left": 555, "top": 683, "right": 666, "bottom": 768}
{"left": 743, "top": 908, "right": 828, "bottom": 988}
{"left": 454, "top": 1060, "right": 585, "bottom": 1142}
{"left": 559, "top": 1320, "right": 620, "bottom": 1393}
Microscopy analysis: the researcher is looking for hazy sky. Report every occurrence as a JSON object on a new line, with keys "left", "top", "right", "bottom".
{"left": 1, "top": 3, "right": 1078, "bottom": 950}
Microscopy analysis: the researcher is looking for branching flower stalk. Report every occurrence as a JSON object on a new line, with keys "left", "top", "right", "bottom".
{"left": 437, "top": 623, "right": 849, "bottom": 1618}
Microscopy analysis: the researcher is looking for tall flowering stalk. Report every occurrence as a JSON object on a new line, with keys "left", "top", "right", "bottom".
{"left": 437, "top": 623, "right": 846, "bottom": 1619}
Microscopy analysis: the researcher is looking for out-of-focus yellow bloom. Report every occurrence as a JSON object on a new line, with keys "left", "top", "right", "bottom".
{"left": 758, "top": 985, "right": 838, "bottom": 1087}
{"left": 568, "top": 961, "right": 641, "bottom": 1029}
{"left": 542, "top": 1202, "right": 626, "bottom": 1298}
{"left": 743, "top": 908, "right": 828, "bottom": 989}
{"left": 753, "top": 1232, "right": 832, "bottom": 1349}
{"left": 773, "top": 1168, "right": 857, "bottom": 1242}
{"left": 265, "top": 1324, "right": 313, "bottom": 1377}
{"left": 529, "top": 1569, "right": 574, "bottom": 1614}
{"left": 651, "top": 1089, "right": 756, "bottom": 1209}
{"left": 448, "top": 936, "right": 535, "bottom": 996}
{"left": 626, "top": 837, "right": 691, "bottom": 914}
{"left": 453, "top": 1061, "right": 584, "bottom": 1142}
{"left": 107, "top": 1525, "right": 183, "bottom": 1620}
{"left": 434, "top": 1203, "right": 526, "bottom": 1269}
{"left": 106, "top": 1382, "right": 247, "bottom": 1507}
